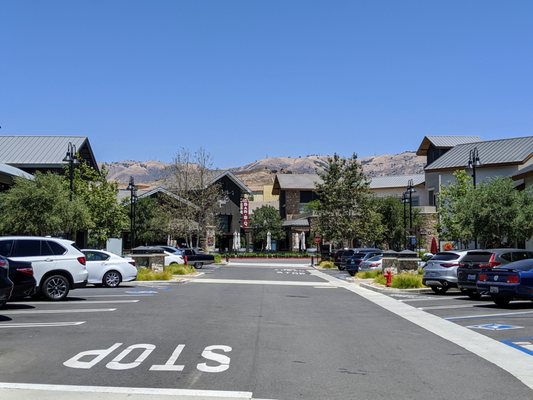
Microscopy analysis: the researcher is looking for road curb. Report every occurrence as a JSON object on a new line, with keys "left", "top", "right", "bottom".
{"left": 358, "top": 281, "right": 433, "bottom": 294}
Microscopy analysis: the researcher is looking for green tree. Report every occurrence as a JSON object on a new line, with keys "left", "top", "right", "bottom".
{"left": 314, "top": 153, "right": 374, "bottom": 247}
{"left": 438, "top": 170, "right": 475, "bottom": 247}
{"left": 439, "top": 171, "right": 533, "bottom": 248}
{"left": 374, "top": 196, "right": 404, "bottom": 250}
{"left": 73, "top": 163, "right": 128, "bottom": 247}
{"left": 250, "top": 205, "right": 285, "bottom": 250}
{"left": 134, "top": 197, "right": 169, "bottom": 245}
{"left": 0, "top": 172, "right": 91, "bottom": 236}
{"left": 474, "top": 178, "right": 533, "bottom": 248}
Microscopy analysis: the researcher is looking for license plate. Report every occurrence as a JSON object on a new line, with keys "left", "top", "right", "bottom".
{"left": 490, "top": 286, "right": 499, "bottom": 294}
{"left": 467, "top": 274, "right": 476, "bottom": 281}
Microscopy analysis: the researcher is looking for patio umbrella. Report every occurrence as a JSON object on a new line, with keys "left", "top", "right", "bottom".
{"left": 430, "top": 237, "right": 438, "bottom": 254}
{"left": 300, "top": 231, "right": 306, "bottom": 251}
{"left": 233, "top": 231, "right": 238, "bottom": 251}
{"left": 236, "top": 231, "right": 241, "bottom": 250}
{"left": 266, "top": 231, "right": 272, "bottom": 250}
{"left": 293, "top": 232, "right": 300, "bottom": 251}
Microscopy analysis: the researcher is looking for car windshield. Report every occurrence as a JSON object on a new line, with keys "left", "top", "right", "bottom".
{"left": 367, "top": 256, "right": 382, "bottom": 262}
{"left": 463, "top": 252, "right": 492, "bottom": 263}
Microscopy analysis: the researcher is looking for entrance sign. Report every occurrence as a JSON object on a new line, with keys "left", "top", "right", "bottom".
{"left": 241, "top": 199, "right": 249, "bottom": 229}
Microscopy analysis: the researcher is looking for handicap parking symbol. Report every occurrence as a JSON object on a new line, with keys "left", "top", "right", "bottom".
{"left": 501, "top": 337, "right": 533, "bottom": 356}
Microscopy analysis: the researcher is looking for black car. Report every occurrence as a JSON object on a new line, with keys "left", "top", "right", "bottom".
{"left": 457, "top": 249, "right": 533, "bottom": 299}
{"left": 8, "top": 258, "right": 36, "bottom": 299}
{"left": 345, "top": 249, "right": 383, "bottom": 276}
{"left": 0, "top": 256, "right": 14, "bottom": 308}
{"left": 333, "top": 250, "right": 346, "bottom": 269}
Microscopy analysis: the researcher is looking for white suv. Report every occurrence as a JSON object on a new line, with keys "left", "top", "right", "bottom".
{"left": 0, "top": 237, "right": 88, "bottom": 301}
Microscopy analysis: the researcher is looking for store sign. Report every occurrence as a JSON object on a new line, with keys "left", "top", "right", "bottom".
{"left": 241, "top": 199, "right": 249, "bottom": 229}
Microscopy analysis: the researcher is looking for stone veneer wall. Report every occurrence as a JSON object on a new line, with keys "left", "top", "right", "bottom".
{"left": 418, "top": 211, "right": 439, "bottom": 251}
{"left": 285, "top": 190, "right": 301, "bottom": 218}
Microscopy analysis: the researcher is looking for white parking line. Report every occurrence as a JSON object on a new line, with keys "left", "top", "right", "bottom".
{"left": 1, "top": 308, "right": 117, "bottom": 315}
{"left": 446, "top": 310, "right": 533, "bottom": 320}
{"left": 399, "top": 296, "right": 464, "bottom": 302}
{"left": 190, "top": 278, "right": 332, "bottom": 287}
{"left": 418, "top": 303, "right": 488, "bottom": 310}
{"left": 0, "top": 322, "right": 86, "bottom": 329}
{"left": 13, "top": 300, "right": 139, "bottom": 305}
{"left": 79, "top": 294, "right": 149, "bottom": 298}
{"left": 0, "top": 382, "right": 261, "bottom": 399}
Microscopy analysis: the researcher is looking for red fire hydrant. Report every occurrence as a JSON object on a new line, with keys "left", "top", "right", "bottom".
{"left": 384, "top": 269, "right": 393, "bottom": 287}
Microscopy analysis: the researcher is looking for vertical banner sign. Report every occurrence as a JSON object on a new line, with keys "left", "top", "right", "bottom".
{"left": 241, "top": 199, "right": 249, "bottom": 229}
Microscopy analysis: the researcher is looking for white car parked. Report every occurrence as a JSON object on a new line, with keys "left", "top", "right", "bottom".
{"left": 0, "top": 236, "right": 88, "bottom": 301}
{"left": 82, "top": 249, "right": 138, "bottom": 287}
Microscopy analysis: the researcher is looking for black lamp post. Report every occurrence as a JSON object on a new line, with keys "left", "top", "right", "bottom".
{"left": 468, "top": 147, "right": 481, "bottom": 248}
{"left": 62, "top": 142, "right": 79, "bottom": 201}
{"left": 468, "top": 147, "right": 481, "bottom": 188}
{"left": 406, "top": 179, "right": 416, "bottom": 250}
{"left": 401, "top": 192, "right": 408, "bottom": 249}
{"left": 127, "top": 176, "right": 137, "bottom": 250}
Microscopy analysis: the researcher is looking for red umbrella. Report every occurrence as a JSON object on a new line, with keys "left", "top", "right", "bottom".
{"left": 430, "top": 237, "right": 438, "bottom": 254}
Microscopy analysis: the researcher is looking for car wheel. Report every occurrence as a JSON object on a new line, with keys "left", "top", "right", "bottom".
{"left": 466, "top": 290, "right": 482, "bottom": 300}
{"left": 103, "top": 270, "right": 122, "bottom": 288}
{"left": 338, "top": 266, "right": 345, "bottom": 271}
{"left": 0, "top": 299, "right": 6, "bottom": 308}
{"left": 431, "top": 286, "right": 449, "bottom": 294}
{"left": 194, "top": 262, "right": 203, "bottom": 269}
{"left": 348, "top": 271, "right": 356, "bottom": 276}
{"left": 41, "top": 274, "right": 70, "bottom": 301}
{"left": 492, "top": 296, "right": 511, "bottom": 307}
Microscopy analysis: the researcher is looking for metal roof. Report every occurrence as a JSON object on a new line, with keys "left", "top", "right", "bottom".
{"left": 425, "top": 136, "right": 533, "bottom": 171}
{"left": 369, "top": 174, "right": 425, "bottom": 189}
{"left": 416, "top": 135, "right": 481, "bottom": 156}
{"left": 273, "top": 174, "right": 321, "bottom": 194}
{"left": 0, "top": 136, "right": 98, "bottom": 171}
{"left": 511, "top": 164, "right": 533, "bottom": 180}
{"left": 0, "top": 163, "right": 34, "bottom": 180}
{"left": 282, "top": 217, "right": 310, "bottom": 227}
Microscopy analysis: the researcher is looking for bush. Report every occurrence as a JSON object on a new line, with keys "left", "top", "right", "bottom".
{"left": 165, "top": 264, "right": 196, "bottom": 275}
{"left": 357, "top": 270, "right": 381, "bottom": 279}
{"left": 214, "top": 254, "right": 222, "bottom": 264}
{"left": 319, "top": 261, "right": 336, "bottom": 269}
{"left": 223, "top": 252, "right": 311, "bottom": 259}
{"left": 373, "top": 272, "right": 424, "bottom": 289}
{"left": 137, "top": 268, "right": 172, "bottom": 281}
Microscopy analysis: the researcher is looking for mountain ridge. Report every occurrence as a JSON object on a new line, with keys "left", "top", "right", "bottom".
{"left": 103, "top": 152, "right": 426, "bottom": 188}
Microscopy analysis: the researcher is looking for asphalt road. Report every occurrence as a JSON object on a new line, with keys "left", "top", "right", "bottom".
{"left": 0, "top": 261, "right": 532, "bottom": 399}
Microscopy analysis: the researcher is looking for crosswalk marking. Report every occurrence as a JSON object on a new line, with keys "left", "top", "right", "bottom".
{"left": 0, "top": 322, "right": 86, "bottom": 329}
{"left": 12, "top": 300, "right": 139, "bottom": 305}
{"left": 1, "top": 308, "right": 117, "bottom": 315}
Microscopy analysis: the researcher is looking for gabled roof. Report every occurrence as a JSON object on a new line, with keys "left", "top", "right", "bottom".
{"left": 511, "top": 164, "right": 533, "bottom": 180}
{"left": 208, "top": 170, "right": 252, "bottom": 195}
{"left": 0, "top": 136, "right": 99, "bottom": 171}
{"left": 117, "top": 186, "right": 198, "bottom": 209}
{"left": 0, "top": 163, "right": 34, "bottom": 180}
{"left": 272, "top": 174, "right": 321, "bottom": 194}
{"left": 416, "top": 136, "right": 481, "bottom": 156}
{"left": 425, "top": 136, "right": 533, "bottom": 171}
{"left": 369, "top": 174, "right": 425, "bottom": 189}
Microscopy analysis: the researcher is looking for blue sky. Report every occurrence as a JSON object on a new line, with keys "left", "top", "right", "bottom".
{"left": 1, "top": 1, "right": 532, "bottom": 168}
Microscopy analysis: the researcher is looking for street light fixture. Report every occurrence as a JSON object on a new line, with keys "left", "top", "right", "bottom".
{"left": 406, "top": 179, "right": 416, "bottom": 250}
{"left": 62, "top": 142, "right": 79, "bottom": 201}
{"left": 401, "top": 192, "right": 408, "bottom": 249}
{"left": 127, "top": 176, "right": 138, "bottom": 250}
{"left": 467, "top": 147, "right": 481, "bottom": 188}
{"left": 467, "top": 147, "right": 481, "bottom": 248}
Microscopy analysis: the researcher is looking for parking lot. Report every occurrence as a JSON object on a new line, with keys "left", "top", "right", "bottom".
{"left": 1, "top": 262, "right": 532, "bottom": 399}
{"left": 387, "top": 289, "right": 533, "bottom": 356}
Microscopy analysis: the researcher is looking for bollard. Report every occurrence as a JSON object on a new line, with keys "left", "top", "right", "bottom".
{"left": 311, "top": 256, "right": 314, "bottom": 266}
{"left": 225, "top": 255, "right": 229, "bottom": 263}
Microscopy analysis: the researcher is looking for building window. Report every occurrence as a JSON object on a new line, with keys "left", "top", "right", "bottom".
{"left": 219, "top": 215, "right": 231, "bottom": 233}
